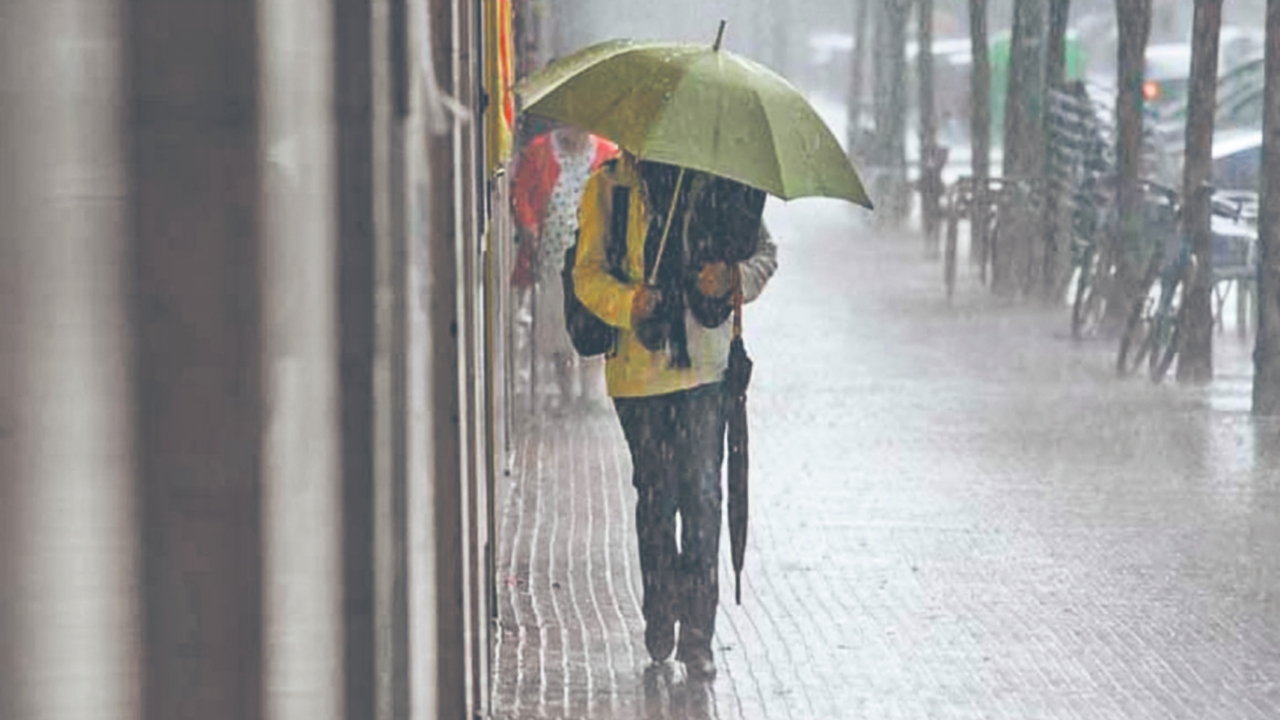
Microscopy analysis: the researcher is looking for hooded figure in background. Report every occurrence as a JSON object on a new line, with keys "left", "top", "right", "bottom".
{"left": 572, "top": 150, "right": 776, "bottom": 680}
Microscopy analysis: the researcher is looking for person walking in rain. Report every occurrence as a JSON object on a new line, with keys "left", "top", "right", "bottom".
{"left": 573, "top": 150, "right": 777, "bottom": 680}
{"left": 511, "top": 121, "right": 617, "bottom": 413}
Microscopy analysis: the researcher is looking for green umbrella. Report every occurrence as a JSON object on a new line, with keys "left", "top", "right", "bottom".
{"left": 517, "top": 29, "right": 873, "bottom": 208}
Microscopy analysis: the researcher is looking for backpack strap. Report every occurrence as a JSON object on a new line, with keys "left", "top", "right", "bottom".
{"left": 606, "top": 185, "right": 630, "bottom": 281}
{"left": 594, "top": 158, "right": 630, "bottom": 282}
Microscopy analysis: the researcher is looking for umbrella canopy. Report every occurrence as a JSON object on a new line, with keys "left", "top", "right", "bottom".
{"left": 517, "top": 36, "right": 873, "bottom": 208}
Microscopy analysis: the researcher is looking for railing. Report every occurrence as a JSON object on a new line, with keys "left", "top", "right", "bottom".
{"left": 942, "top": 174, "right": 1045, "bottom": 300}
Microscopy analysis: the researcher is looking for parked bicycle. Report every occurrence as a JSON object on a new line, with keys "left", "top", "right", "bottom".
{"left": 1116, "top": 183, "right": 1257, "bottom": 382}
{"left": 1068, "top": 174, "right": 1119, "bottom": 340}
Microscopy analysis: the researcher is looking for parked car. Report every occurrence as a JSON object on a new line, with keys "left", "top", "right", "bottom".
{"left": 1212, "top": 128, "right": 1261, "bottom": 193}
{"left": 1152, "top": 45, "right": 1259, "bottom": 131}
{"left": 1143, "top": 42, "right": 1193, "bottom": 123}
{"left": 1215, "top": 56, "right": 1265, "bottom": 131}
{"left": 1219, "top": 26, "right": 1266, "bottom": 76}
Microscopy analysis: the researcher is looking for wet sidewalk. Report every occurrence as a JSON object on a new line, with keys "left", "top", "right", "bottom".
{"left": 492, "top": 200, "right": 1280, "bottom": 720}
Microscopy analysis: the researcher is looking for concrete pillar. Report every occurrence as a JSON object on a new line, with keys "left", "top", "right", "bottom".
{"left": 371, "top": 0, "right": 412, "bottom": 717}
{"left": 0, "top": 3, "right": 139, "bottom": 720}
{"left": 407, "top": 0, "right": 443, "bottom": 713}
{"left": 453, "top": 1, "right": 490, "bottom": 715}
{"left": 259, "top": 1, "right": 344, "bottom": 719}
{"left": 124, "top": 1, "right": 267, "bottom": 717}
{"left": 332, "top": 0, "right": 382, "bottom": 717}
{"left": 2, "top": 4, "right": 469, "bottom": 720}
{"left": 415, "top": 0, "right": 471, "bottom": 717}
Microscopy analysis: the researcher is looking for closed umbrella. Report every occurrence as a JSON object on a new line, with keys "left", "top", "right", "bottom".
{"left": 725, "top": 289, "right": 752, "bottom": 604}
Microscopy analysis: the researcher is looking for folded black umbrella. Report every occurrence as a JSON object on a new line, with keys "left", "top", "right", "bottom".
{"left": 725, "top": 300, "right": 753, "bottom": 605}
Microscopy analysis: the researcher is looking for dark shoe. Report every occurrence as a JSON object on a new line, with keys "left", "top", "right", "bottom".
{"left": 679, "top": 648, "right": 716, "bottom": 681}
{"left": 642, "top": 660, "right": 674, "bottom": 716}
{"left": 645, "top": 619, "right": 675, "bottom": 662}
{"left": 676, "top": 641, "right": 716, "bottom": 681}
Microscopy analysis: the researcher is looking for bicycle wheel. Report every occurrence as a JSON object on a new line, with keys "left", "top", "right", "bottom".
{"left": 1149, "top": 273, "right": 1188, "bottom": 384}
{"left": 1071, "top": 251, "right": 1109, "bottom": 340}
{"left": 1116, "top": 243, "right": 1167, "bottom": 377}
{"left": 1149, "top": 312, "right": 1181, "bottom": 383}
{"left": 1116, "top": 294, "right": 1155, "bottom": 377}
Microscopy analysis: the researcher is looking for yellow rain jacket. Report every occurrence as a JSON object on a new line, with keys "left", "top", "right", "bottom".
{"left": 573, "top": 154, "right": 777, "bottom": 398}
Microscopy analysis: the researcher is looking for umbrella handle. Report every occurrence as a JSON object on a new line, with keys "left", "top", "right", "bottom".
{"left": 646, "top": 166, "right": 686, "bottom": 286}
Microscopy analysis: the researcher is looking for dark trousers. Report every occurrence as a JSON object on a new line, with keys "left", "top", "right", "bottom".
{"left": 614, "top": 382, "right": 727, "bottom": 653}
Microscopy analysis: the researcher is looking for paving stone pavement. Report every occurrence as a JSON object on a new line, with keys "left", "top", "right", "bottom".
{"left": 492, "top": 199, "right": 1280, "bottom": 720}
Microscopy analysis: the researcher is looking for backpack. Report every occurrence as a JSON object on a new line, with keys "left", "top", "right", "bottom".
{"left": 562, "top": 164, "right": 630, "bottom": 357}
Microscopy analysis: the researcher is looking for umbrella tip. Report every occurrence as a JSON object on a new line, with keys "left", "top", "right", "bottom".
{"left": 713, "top": 20, "right": 727, "bottom": 51}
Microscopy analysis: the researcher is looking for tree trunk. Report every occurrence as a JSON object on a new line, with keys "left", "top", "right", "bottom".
{"left": 1254, "top": 0, "right": 1280, "bottom": 415}
{"left": 1176, "top": 0, "right": 1223, "bottom": 385}
{"left": 995, "top": 0, "right": 1048, "bottom": 296}
{"left": 918, "top": 0, "right": 943, "bottom": 254}
{"left": 849, "top": 0, "right": 871, "bottom": 154}
{"left": 1045, "top": 0, "right": 1071, "bottom": 88}
{"left": 1041, "top": 0, "right": 1072, "bottom": 300}
{"left": 1108, "top": 0, "right": 1153, "bottom": 330}
{"left": 968, "top": 0, "right": 992, "bottom": 279}
{"left": 873, "top": 0, "right": 911, "bottom": 226}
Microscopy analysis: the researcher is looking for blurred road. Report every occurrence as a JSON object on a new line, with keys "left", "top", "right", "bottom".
{"left": 493, "top": 198, "right": 1280, "bottom": 720}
